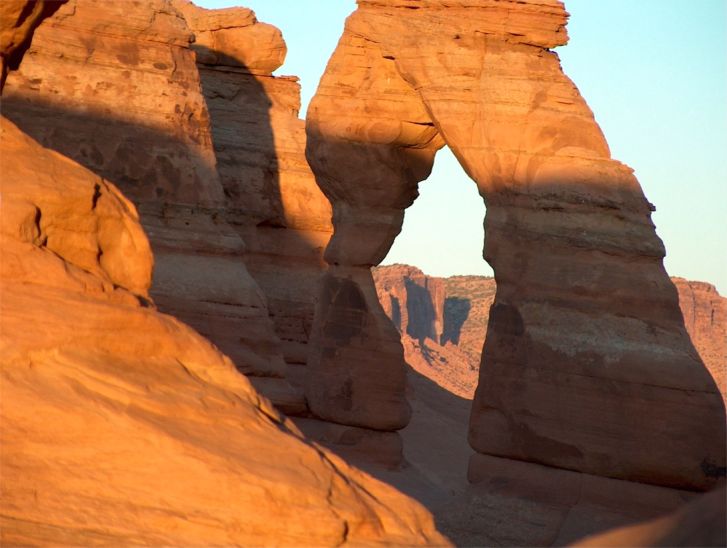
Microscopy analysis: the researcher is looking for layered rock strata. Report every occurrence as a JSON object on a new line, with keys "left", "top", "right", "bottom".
{"left": 0, "top": 0, "right": 65, "bottom": 89}
{"left": 374, "top": 264, "right": 496, "bottom": 362}
{"left": 1, "top": 0, "right": 292, "bottom": 401}
{"left": 373, "top": 264, "right": 495, "bottom": 398}
{"left": 0, "top": 116, "right": 446, "bottom": 546}
{"left": 673, "top": 278, "right": 726, "bottom": 398}
{"left": 374, "top": 265, "right": 726, "bottom": 403}
{"left": 307, "top": 0, "right": 725, "bottom": 489}
{"left": 0, "top": 9, "right": 447, "bottom": 543}
{"left": 173, "top": 1, "right": 334, "bottom": 410}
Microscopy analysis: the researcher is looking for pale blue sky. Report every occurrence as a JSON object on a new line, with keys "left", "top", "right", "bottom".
{"left": 199, "top": 0, "right": 726, "bottom": 292}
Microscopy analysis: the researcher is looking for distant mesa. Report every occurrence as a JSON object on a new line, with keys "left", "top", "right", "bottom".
{"left": 374, "top": 263, "right": 727, "bottom": 404}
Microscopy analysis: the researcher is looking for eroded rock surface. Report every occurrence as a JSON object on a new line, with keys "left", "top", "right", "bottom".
{"left": 0, "top": 116, "right": 447, "bottom": 546}
{"left": 174, "top": 0, "right": 333, "bottom": 411}
{"left": 573, "top": 486, "right": 726, "bottom": 547}
{"left": 673, "top": 278, "right": 726, "bottom": 399}
{"left": 0, "top": 0, "right": 66, "bottom": 89}
{"left": 1, "top": 5, "right": 449, "bottom": 544}
{"left": 307, "top": 0, "right": 725, "bottom": 489}
{"left": 1, "top": 0, "right": 289, "bottom": 389}
{"left": 373, "top": 264, "right": 495, "bottom": 398}
{"left": 374, "top": 264, "right": 726, "bottom": 405}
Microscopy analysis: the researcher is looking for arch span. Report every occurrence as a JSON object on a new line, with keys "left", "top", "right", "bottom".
{"left": 305, "top": 0, "right": 725, "bottom": 490}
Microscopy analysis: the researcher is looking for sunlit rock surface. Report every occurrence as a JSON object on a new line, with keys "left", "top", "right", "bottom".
{"left": 307, "top": 0, "right": 725, "bottom": 489}
{"left": 0, "top": 3, "right": 448, "bottom": 545}
{"left": 0, "top": 0, "right": 66, "bottom": 89}
{"left": 373, "top": 264, "right": 494, "bottom": 398}
{"left": 0, "top": 117, "right": 446, "bottom": 547}
{"left": 1, "top": 0, "right": 289, "bottom": 387}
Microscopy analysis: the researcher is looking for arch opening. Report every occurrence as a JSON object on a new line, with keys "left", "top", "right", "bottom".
{"left": 303, "top": 0, "right": 725, "bottom": 492}
{"left": 373, "top": 145, "right": 494, "bottom": 401}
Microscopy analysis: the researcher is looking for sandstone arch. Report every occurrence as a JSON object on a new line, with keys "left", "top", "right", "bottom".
{"left": 305, "top": 0, "right": 725, "bottom": 489}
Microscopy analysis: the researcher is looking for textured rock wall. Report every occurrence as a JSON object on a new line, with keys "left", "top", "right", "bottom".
{"left": 373, "top": 264, "right": 494, "bottom": 398}
{"left": 307, "top": 0, "right": 725, "bottom": 489}
{"left": 173, "top": 1, "right": 333, "bottom": 411}
{"left": 0, "top": 0, "right": 66, "bottom": 89}
{"left": 0, "top": 9, "right": 446, "bottom": 544}
{"left": 1, "top": 0, "right": 289, "bottom": 391}
{"left": 374, "top": 264, "right": 726, "bottom": 404}
{"left": 673, "top": 278, "right": 726, "bottom": 399}
{"left": 374, "top": 264, "right": 445, "bottom": 343}
{"left": 0, "top": 117, "right": 446, "bottom": 547}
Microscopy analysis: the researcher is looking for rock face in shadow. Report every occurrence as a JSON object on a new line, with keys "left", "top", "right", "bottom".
{"left": 673, "top": 278, "right": 726, "bottom": 399}
{"left": 307, "top": 0, "right": 725, "bottom": 489}
{"left": 0, "top": 116, "right": 447, "bottom": 547}
{"left": 374, "top": 264, "right": 445, "bottom": 343}
{"left": 573, "top": 486, "right": 726, "bottom": 547}
{"left": 173, "top": 0, "right": 333, "bottom": 413}
{"left": 374, "top": 263, "right": 727, "bottom": 406}
{"left": 1, "top": 0, "right": 290, "bottom": 392}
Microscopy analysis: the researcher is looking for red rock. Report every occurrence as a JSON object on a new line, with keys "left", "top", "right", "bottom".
{"left": 573, "top": 486, "right": 726, "bottom": 547}
{"left": 307, "top": 0, "right": 725, "bottom": 489}
{"left": 0, "top": 10, "right": 448, "bottom": 538}
{"left": 174, "top": 0, "right": 333, "bottom": 398}
{"left": 1, "top": 0, "right": 291, "bottom": 391}
{"left": 374, "top": 264, "right": 727, "bottom": 407}
{"left": 373, "top": 264, "right": 494, "bottom": 398}
{"left": 673, "top": 278, "right": 726, "bottom": 400}
{"left": 0, "top": 0, "right": 66, "bottom": 90}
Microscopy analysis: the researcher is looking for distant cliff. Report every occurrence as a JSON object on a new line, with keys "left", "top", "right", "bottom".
{"left": 374, "top": 264, "right": 726, "bottom": 401}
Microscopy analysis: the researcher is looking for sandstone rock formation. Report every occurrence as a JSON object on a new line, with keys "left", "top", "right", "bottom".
{"left": 0, "top": 0, "right": 65, "bottom": 89}
{"left": 375, "top": 264, "right": 446, "bottom": 343}
{"left": 373, "top": 264, "right": 495, "bottom": 398}
{"left": 307, "top": 0, "right": 725, "bottom": 489}
{"left": 374, "top": 264, "right": 727, "bottom": 404}
{"left": 0, "top": 6, "right": 447, "bottom": 543}
{"left": 1, "top": 0, "right": 292, "bottom": 399}
{"left": 573, "top": 486, "right": 726, "bottom": 547}
{"left": 0, "top": 118, "right": 446, "bottom": 546}
{"left": 173, "top": 0, "right": 333, "bottom": 410}
{"left": 673, "top": 278, "right": 726, "bottom": 398}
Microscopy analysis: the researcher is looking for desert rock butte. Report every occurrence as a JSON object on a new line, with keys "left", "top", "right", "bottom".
{"left": 1, "top": 0, "right": 724, "bottom": 546}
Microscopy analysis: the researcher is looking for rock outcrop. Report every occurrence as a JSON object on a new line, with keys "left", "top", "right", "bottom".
{"left": 573, "top": 486, "right": 726, "bottom": 547}
{"left": 373, "top": 264, "right": 494, "bottom": 398}
{"left": 673, "top": 278, "right": 726, "bottom": 398}
{"left": 0, "top": 0, "right": 65, "bottom": 89}
{"left": 1, "top": 0, "right": 291, "bottom": 399}
{"left": 0, "top": 117, "right": 446, "bottom": 546}
{"left": 307, "top": 0, "right": 725, "bottom": 489}
{"left": 374, "top": 264, "right": 726, "bottom": 404}
{"left": 173, "top": 0, "right": 333, "bottom": 411}
{"left": 374, "top": 264, "right": 446, "bottom": 343}
{"left": 0, "top": 6, "right": 447, "bottom": 543}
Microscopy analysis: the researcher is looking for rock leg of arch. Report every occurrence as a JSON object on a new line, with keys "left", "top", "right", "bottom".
{"left": 306, "top": 0, "right": 725, "bottom": 489}
{"left": 306, "top": 26, "right": 445, "bottom": 430}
